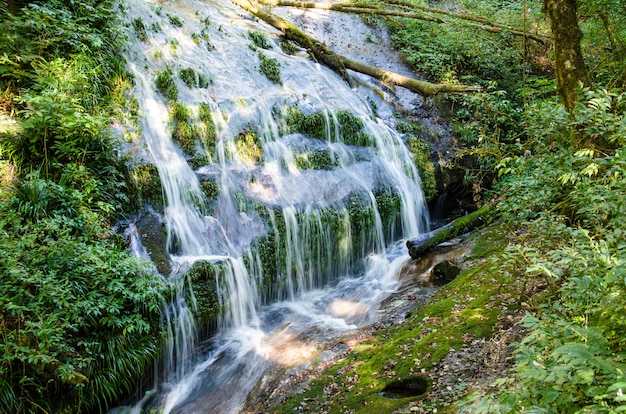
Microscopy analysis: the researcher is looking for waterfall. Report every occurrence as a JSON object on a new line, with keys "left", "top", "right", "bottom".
{"left": 113, "top": 0, "right": 430, "bottom": 412}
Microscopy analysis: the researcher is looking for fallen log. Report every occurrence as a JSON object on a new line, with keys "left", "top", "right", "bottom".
{"left": 232, "top": 0, "right": 481, "bottom": 96}
{"left": 406, "top": 204, "right": 496, "bottom": 259}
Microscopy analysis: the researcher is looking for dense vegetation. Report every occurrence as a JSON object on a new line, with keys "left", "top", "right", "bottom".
{"left": 0, "top": 0, "right": 167, "bottom": 412}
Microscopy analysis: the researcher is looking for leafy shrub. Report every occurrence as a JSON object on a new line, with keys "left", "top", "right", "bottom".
{"left": 0, "top": 180, "right": 166, "bottom": 413}
{"left": 463, "top": 90, "right": 626, "bottom": 413}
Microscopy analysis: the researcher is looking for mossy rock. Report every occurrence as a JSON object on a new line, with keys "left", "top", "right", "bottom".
{"left": 283, "top": 107, "right": 373, "bottom": 146}
{"left": 136, "top": 210, "right": 170, "bottom": 276}
{"left": 185, "top": 260, "right": 224, "bottom": 327}
{"left": 407, "top": 136, "right": 436, "bottom": 201}
{"left": 128, "top": 163, "right": 164, "bottom": 209}
{"left": 294, "top": 149, "right": 338, "bottom": 170}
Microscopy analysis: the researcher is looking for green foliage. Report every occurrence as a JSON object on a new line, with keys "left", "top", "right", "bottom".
{"left": 171, "top": 102, "right": 196, "bottom": 156}
{"left": 0, "top": 178, "right": 166, "bottom": 413}
{"left": 248, "top": 30, "right": 272, "bottom": 49}
{"left": 0, "top": 1, "right": 169, "bottom": 411}
{"left": 283, "top": 107, "right": 372, "bottom": 146}
{"left": 133, "top": 17, "right": 148, "bottom": 42}
{"left": 258, "top": 51, "right": 281, "bottom": 84}
{"left": 461, "top": 90, "right": 626, "bottom": 413}
{"left": 155, "top": 67, "right": 178, "bottom": 103}
{"left": 235, "top": 129, "right": 263, "bottom": 164}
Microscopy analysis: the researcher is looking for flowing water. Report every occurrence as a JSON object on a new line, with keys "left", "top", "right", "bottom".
{"left": 113, "top": 0, "right": 430, "bottom": 412}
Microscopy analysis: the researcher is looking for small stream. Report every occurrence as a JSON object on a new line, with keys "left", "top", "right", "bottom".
{"left": 112, "top": 0, "right": 434, "bottom": 412}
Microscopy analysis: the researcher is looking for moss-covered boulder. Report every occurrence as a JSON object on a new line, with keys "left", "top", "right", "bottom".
{"left": 185, "top": 260, "right": 224, "bottom": 329}
{"left": 136, "top": 209, "right": 170, "bottom": 276}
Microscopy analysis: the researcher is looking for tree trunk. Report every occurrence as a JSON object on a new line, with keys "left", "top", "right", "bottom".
{"left": 232, "top": 0, "right": 481, "bottom": 96}
{"left": 543, "top": 0, "right": 589, "bottom": 110}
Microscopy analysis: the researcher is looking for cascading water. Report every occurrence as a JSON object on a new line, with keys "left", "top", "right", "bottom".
{"left": 113, "top": 0, "right": 430, "bottom": 412}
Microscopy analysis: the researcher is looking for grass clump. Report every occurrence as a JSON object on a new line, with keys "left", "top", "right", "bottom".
{"left": 248, "top": 30, "right": 272, "bottom": 49}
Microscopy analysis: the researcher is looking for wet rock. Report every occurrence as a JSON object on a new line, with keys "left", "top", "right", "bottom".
{"left": 431, "top": 260, "right": 460, "bottom": 286}
{"left": 136, "top": 208, "right": 171, "bottom": 276}
{"left": 186, "top": 260, "right": 223, "bottom": 330}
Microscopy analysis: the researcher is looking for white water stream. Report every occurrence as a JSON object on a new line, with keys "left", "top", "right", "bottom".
{"left": 113, "top": 0, "right": 430, "bottom": 412}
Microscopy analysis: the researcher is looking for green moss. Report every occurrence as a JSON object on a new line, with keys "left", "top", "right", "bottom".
{"left": 198, "top": 73, "right": 211, "bottom": 88}
{"left": 235, "top": 129, "right": 263, "bottom": 164}
{"left": 179, "top": 67, "right": 197, "bottom": 88}
{"left": 374, "top": 188, "right": 402, "bottom": 239}
{"left": 169, "top": 103, "right": 198, "bottom": 156}
{"left": 258, "top": 51, "right": 281, "bottom": 84}
{"left": 198, "top": 102, "right": 217, "bottom": 152}
{"left": 128, "top": 163, "right": 163, "bottom": 208}
{"left": 172, "top": 121, "right": 195, "bottom": 156}
{"left": 185, "top": 260, "right": 223, "bottom": 326}
{"left": 279, "top": 40, "right": 298, "bottom": 55}
{"left": 294, "top": 149, "right": 338, "bottom": 170}
{"left": 407, "top": 136, "right": 436, "bottom": 201}
{"left": 467, "top": 224, "right": 508, "bottom": 259}
{"left": 172, "top": 102, "right": 189, "bottom": 122}
{"left": 200, "top": 178, "right": 219, "bottom": 199}
{"left": 283, "top": 107, "right": 372, "bottom": 146}
{"left": 337, "top": 110, "right": 371, "bottom": 146}
{"left": 155, "top": 67, "right": 178, "bottom": 103}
